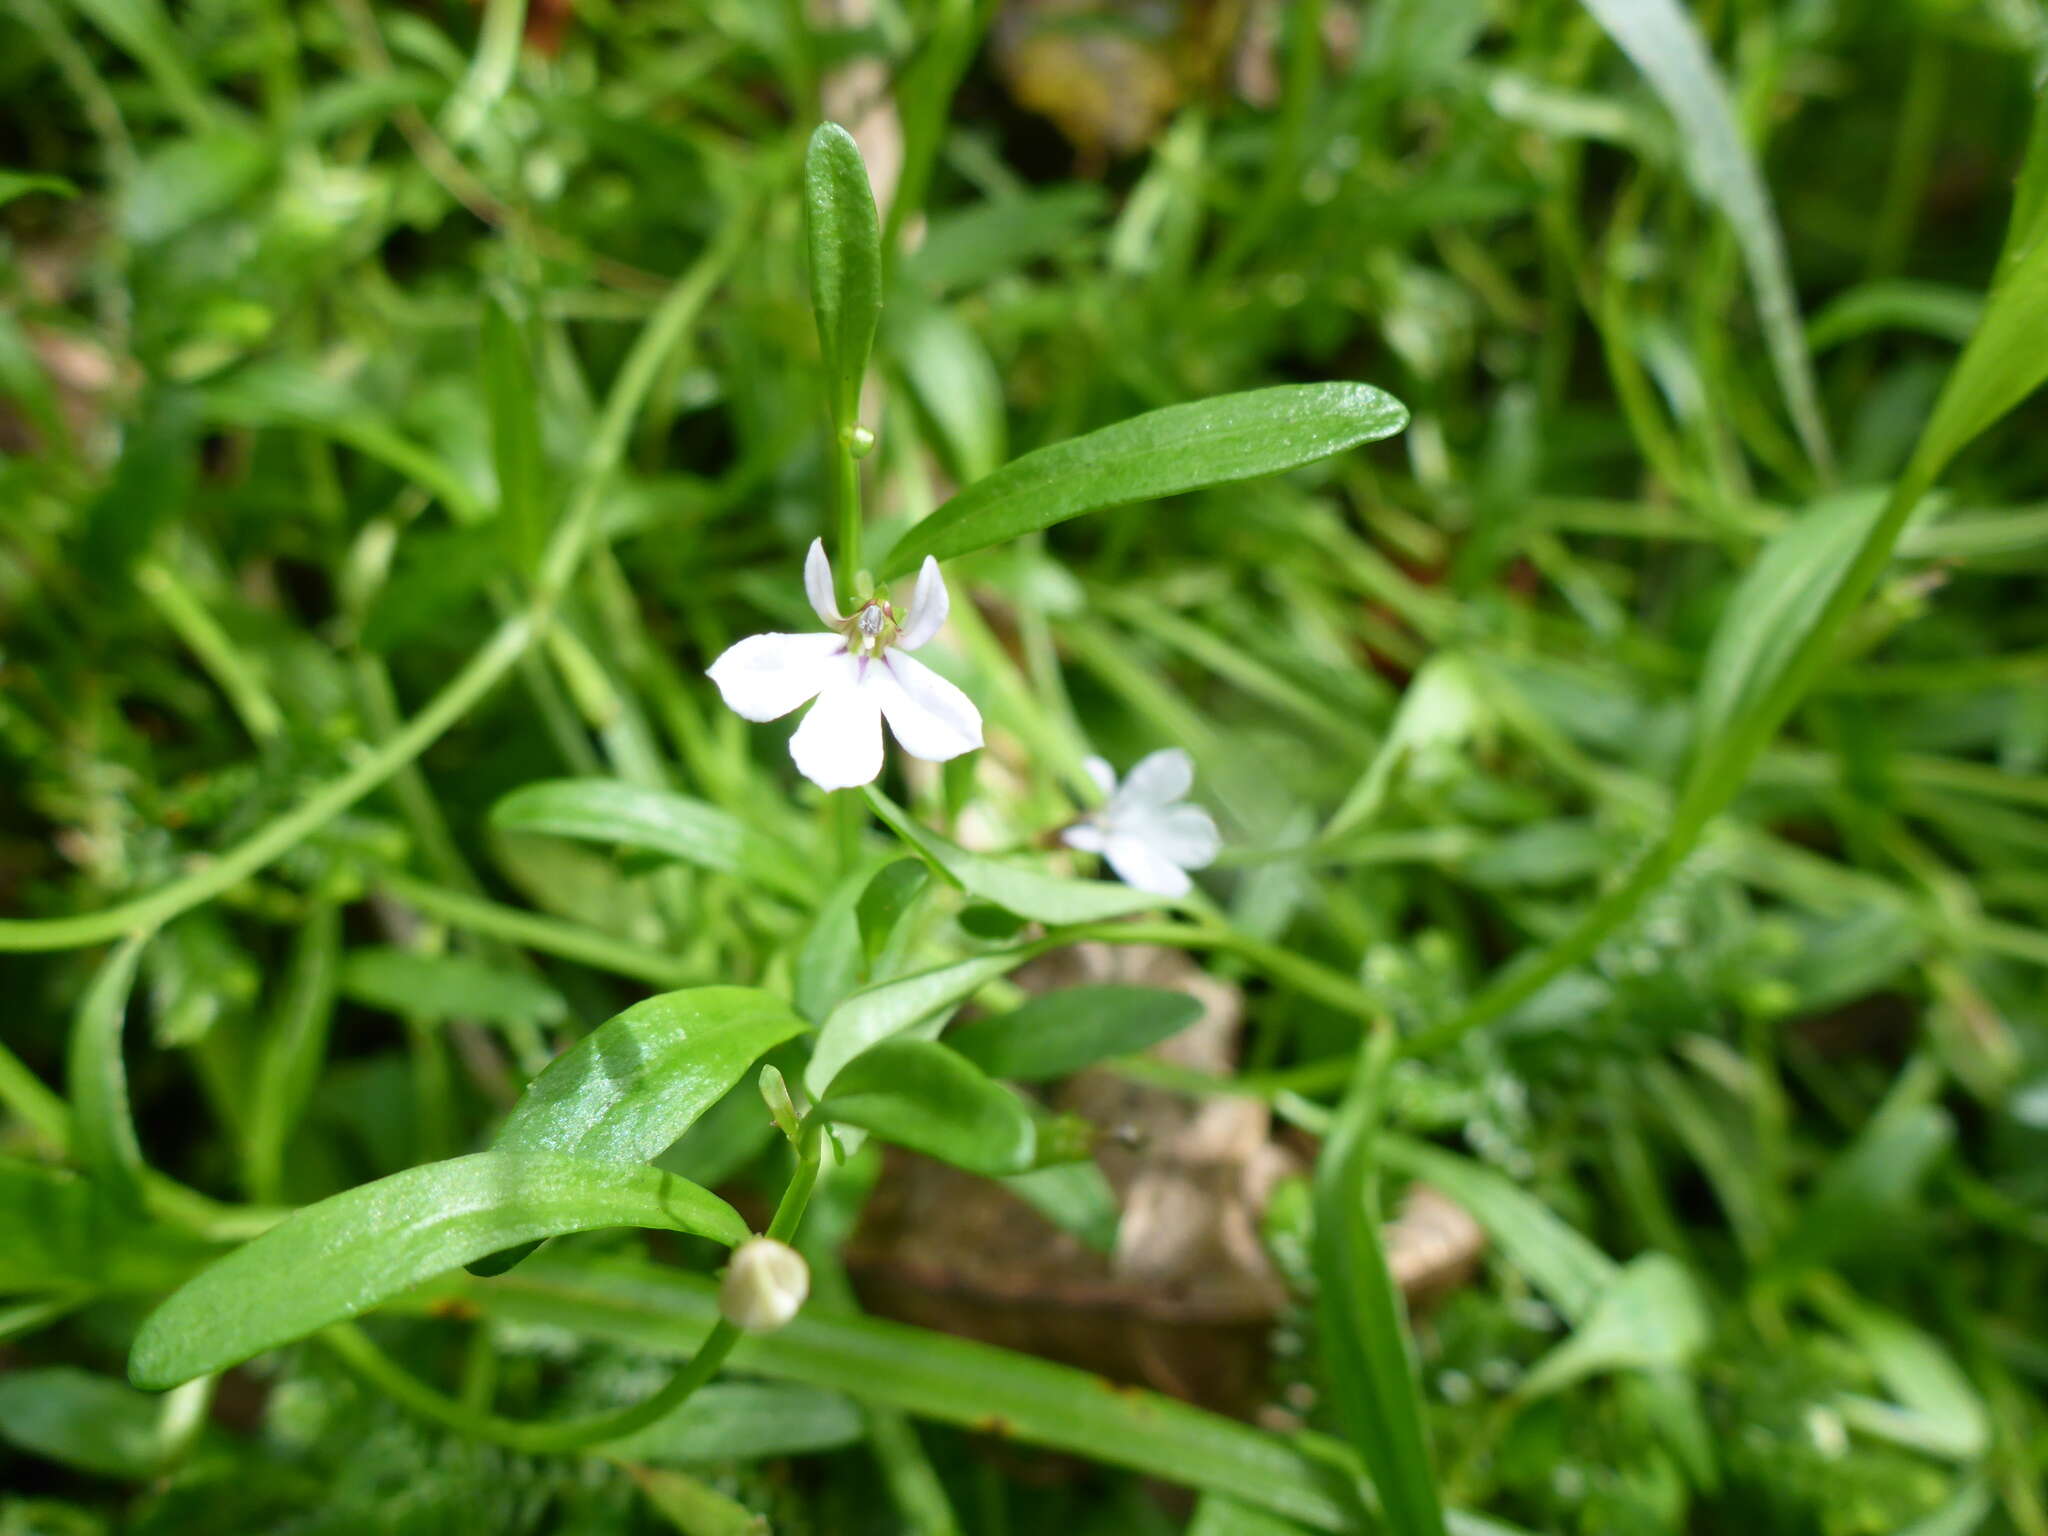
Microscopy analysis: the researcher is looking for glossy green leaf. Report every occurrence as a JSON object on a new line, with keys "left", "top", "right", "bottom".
{"left": 483, "top": 294, "right": 547, "bottom": 573}
{"left": 1311, "top": 1032, "right": 1446, "bottom": 1536}
{"left": 1188, "top": 1493, "right": 1315, "bottom": 1536}
{"left": 339, "top": 946, "right": 567, "bottom": 1028}
{"left": 129, "top": 1152, "right": 748, "bottom": 1389}
{"left": 866, "top": 787, "right": 1164, "bottom": 922}
{"left": 66, "top": 934, "right": 151, "bottom": 1213}
{"left": 877, "top": 382, "right": 1408, "bottom": 577}
{"left": 493, "top": 778, "right": 814, "bottom": 901}
{"left": 805, "top": 945, "right": 1038, "bottom": 1097}
{"left": 805, "top": 122, "right": 883, "bottom": 430}
{"left": 1577, "top": 0, "right": 1832, "bottom": 476}
{"left": 819, "top": 1039, "right": 1036, "bottom": 1176}
{"left": 1518, "top": 1252, "right": 1710, "bottom": 1398}
{"left": 603, "top": 1381, "right": 864, "bottom": 1464}
{"left": 495, "top": 986, "right": 809, "bottom": 1163}
{"left": 946, "top": 985, "right": 1200, "bottom": 1081}
{"left": 0, "top": 1367, "right": 203, "bottom": 1479}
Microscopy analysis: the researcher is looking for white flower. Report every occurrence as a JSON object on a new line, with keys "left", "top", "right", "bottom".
{"left": 707, "top": 539, "right": 983, "bottom": 791}
{"left": 1061, "top": 748, "right": 1220, "bottom": 898}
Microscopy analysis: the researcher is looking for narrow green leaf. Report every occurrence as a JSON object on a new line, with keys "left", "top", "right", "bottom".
{"left": 819, "top": 1039, "right": 1037, "bottom": 1176}
{"left": 877, "top": 382, "right": 1409, "bottom": 577}
{"left": 1577, "top": 0, "right": 1833, "bottom": 476}
{"left": 1188, "top": 1493, "right": 1315, "bottom": 1536}
{"left": 130, "top": 1152, "right": 749, "bottom": 1389}
{"left": 461, "top": 1252, "right": 1430, "bottom": 1534}
{"left": 805, "top": 122, "right": 884, "bottom": 431}
{"left": 1379, "top": 1136, "right": 1617, "bottom": 1326}
{"left": 67, "top": 934, "right": 151, "bottom": 1214}
{"left": 245, "top": 904, "right": 341, "bottom": 1204}
{"left": 866, "top": 786, "right": 1165, "bottom": 922}
{"left": 495, "top": 986, "right": 809, "bottom": 1164}
{"left": 1819, "top": 1294, "right": 1989, "bottom": 1462}
{"left": 856, "top": 859, "right": 929, "bottom": 973}
{"left": 339, "top": 947, "right": 567, "bottom": 1028}
{"left": 493, "top": 778, "right": 815, "bottom": 901}
{"left": 602, "top": 1381, "right": 863, "bottom": 1465}
{"left": 483, "top": 294, "right": 547, "bottom": 573}
{"left": 805, "top": 945, "right": 1038, "bottom": 1097}
{"left": 1805, "top": 281, "right": 1983, "bottom": 351}
{"left": 1691, "top": 490, "right": 1889, "bottom": 760}
{"left": 946, "top": 985, "right": 1201, "bottom": 1081}
{"left": 1518, "top": 1253, "right": 1710, "bottom": 1399}
{"left": 1311, "top": 1031, "right": 1447, "bottom": 1536}
{"left": 1773, "top": 1104, "right": 1952, "bottom": 1279}
{"left": 0, "top": 1367, "right": 199, "bottom": 1479}
{"left": 0, "top": 171, "right": 76, "bottom": 208}
{"left": 631, "top": 1465, "right": 768, "bottom": 1535}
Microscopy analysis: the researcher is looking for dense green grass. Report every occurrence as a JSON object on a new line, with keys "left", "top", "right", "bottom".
{"left": 4, "top": 1, "right": 2048, "bottom": 1532}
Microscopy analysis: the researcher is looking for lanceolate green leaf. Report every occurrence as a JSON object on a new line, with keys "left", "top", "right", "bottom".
{"left": 1518, "top": 1253, "right": 1710, "bottom": 1398}
{"left": 245, "top": 904, "right": 341, "bottom": 1204}
{"left": 129, "top": 1153, "right": 748, "bottom": 1389}
{"left": 805, "top": 122, "right": 883, "bottom": 431}
{"left": 866, "top": 786, "right": 1165, "bottom": 923}
{"left": 340, "top": 946, "right": 568, "bottom": 1028}
{"left": 67, "top": 934, "right": 151, "bottom": 1214}
{"left": 0, "top": 1158, "right": 216, "bottom": 1295}
{"left": 492, "top": 778, "right": 814, "bottom": 901}
{"left": 1311, "top": 1031, "right": 1446, "bottom": 1536}
{"left": 0, "top": 1367, "right": 204, "bottom": 1479}
{"left": 1576, "top": 0, "right": 1833, "bottom": 478}
{"left": 1690, "top": 490, "right": 1889, "bottom": 761}
{"left": 601, "top": 1381, "right": 864, "bottom": 1465}
{"left": 945, "top": 985, "right": 1201, "bottom": 1081}
{"left": 495, "top": 986, "right": 809, "bottom": 1164}
{"left": 805, "top": 946, "right": 1039, "bottom": 1097}
{"left": 483, "top": 294, "right": 547, "bottom": 573}
{"left": 818, "top": 1039, "right": 1037, "bottom": 1176}
{"left": 877, "top": 382, "right": 1408, "bottom": 577}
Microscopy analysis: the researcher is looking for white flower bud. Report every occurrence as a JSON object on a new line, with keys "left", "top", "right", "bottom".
{"left": 718, "top": 1238, "right": 810, "bottom": 1333}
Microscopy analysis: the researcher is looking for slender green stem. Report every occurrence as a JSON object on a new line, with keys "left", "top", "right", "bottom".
{"left": 324, "top": 1127, "right": 824, "bottom": 1454}
{"left": 834, "top": 435, "right": 863, "bottom": 611}
{"left": 1056, "top": 920, "right": 1381, "bottom": 1024}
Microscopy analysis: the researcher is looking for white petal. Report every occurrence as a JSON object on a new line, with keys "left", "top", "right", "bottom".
{"left": 875, "top": 652, "right": 982, "bottom": 763}
{"left": 1102, "top": 832, "right": 1193, "bottom": 899}
{"left": 803, "top": 538, "right": 842, "bottom": 625}
{"left": 894, "top": 556, "right": 949, "bottom": 651}
{"left": 1128, "top": 804, "right": 1221, "bottom": 869}
{"left": 789, "top": 664, "right": 884, "bottom": 790}
{"left": 707, "top": 632, "right": 845, "bottom": 722}
{"left": 1062, "top": 822, "right": 1108, "bottom": 854}
{"left": 1082, "top": 756, "right": 1118, "bottom": 799}
{"left": 1115, "top": 748, "right": 1194, "bottom": 811}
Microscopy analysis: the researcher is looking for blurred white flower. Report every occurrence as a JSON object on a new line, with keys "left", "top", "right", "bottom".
{"left": 718, "top": 1237, "right": 810, "bottom": 1333}
{"left": 1062, "top": 748, "right": 1220, "bottom": 898}
{"left": 707, "top": 539, "right": 982, "bottom": 791}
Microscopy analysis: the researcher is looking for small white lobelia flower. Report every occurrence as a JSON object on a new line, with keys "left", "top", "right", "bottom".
{"left": 1061, "top": 748, "right": 1220, "bottom": 899}
{"left": 706, "top": 539, "right": 983, "bottom": 791}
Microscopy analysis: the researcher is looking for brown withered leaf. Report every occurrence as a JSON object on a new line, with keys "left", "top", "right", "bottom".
{"left": 847, "top": 942, "right": 1483, "bottom": 1416}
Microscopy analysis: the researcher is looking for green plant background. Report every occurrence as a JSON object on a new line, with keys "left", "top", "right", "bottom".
{"left": 3, "top": 1, "right": 2047, "bottom": 1533}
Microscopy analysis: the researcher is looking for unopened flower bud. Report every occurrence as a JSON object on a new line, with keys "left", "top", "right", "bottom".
{"left": 719, "top": 1238, "right": 809, "bottom": 1333}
